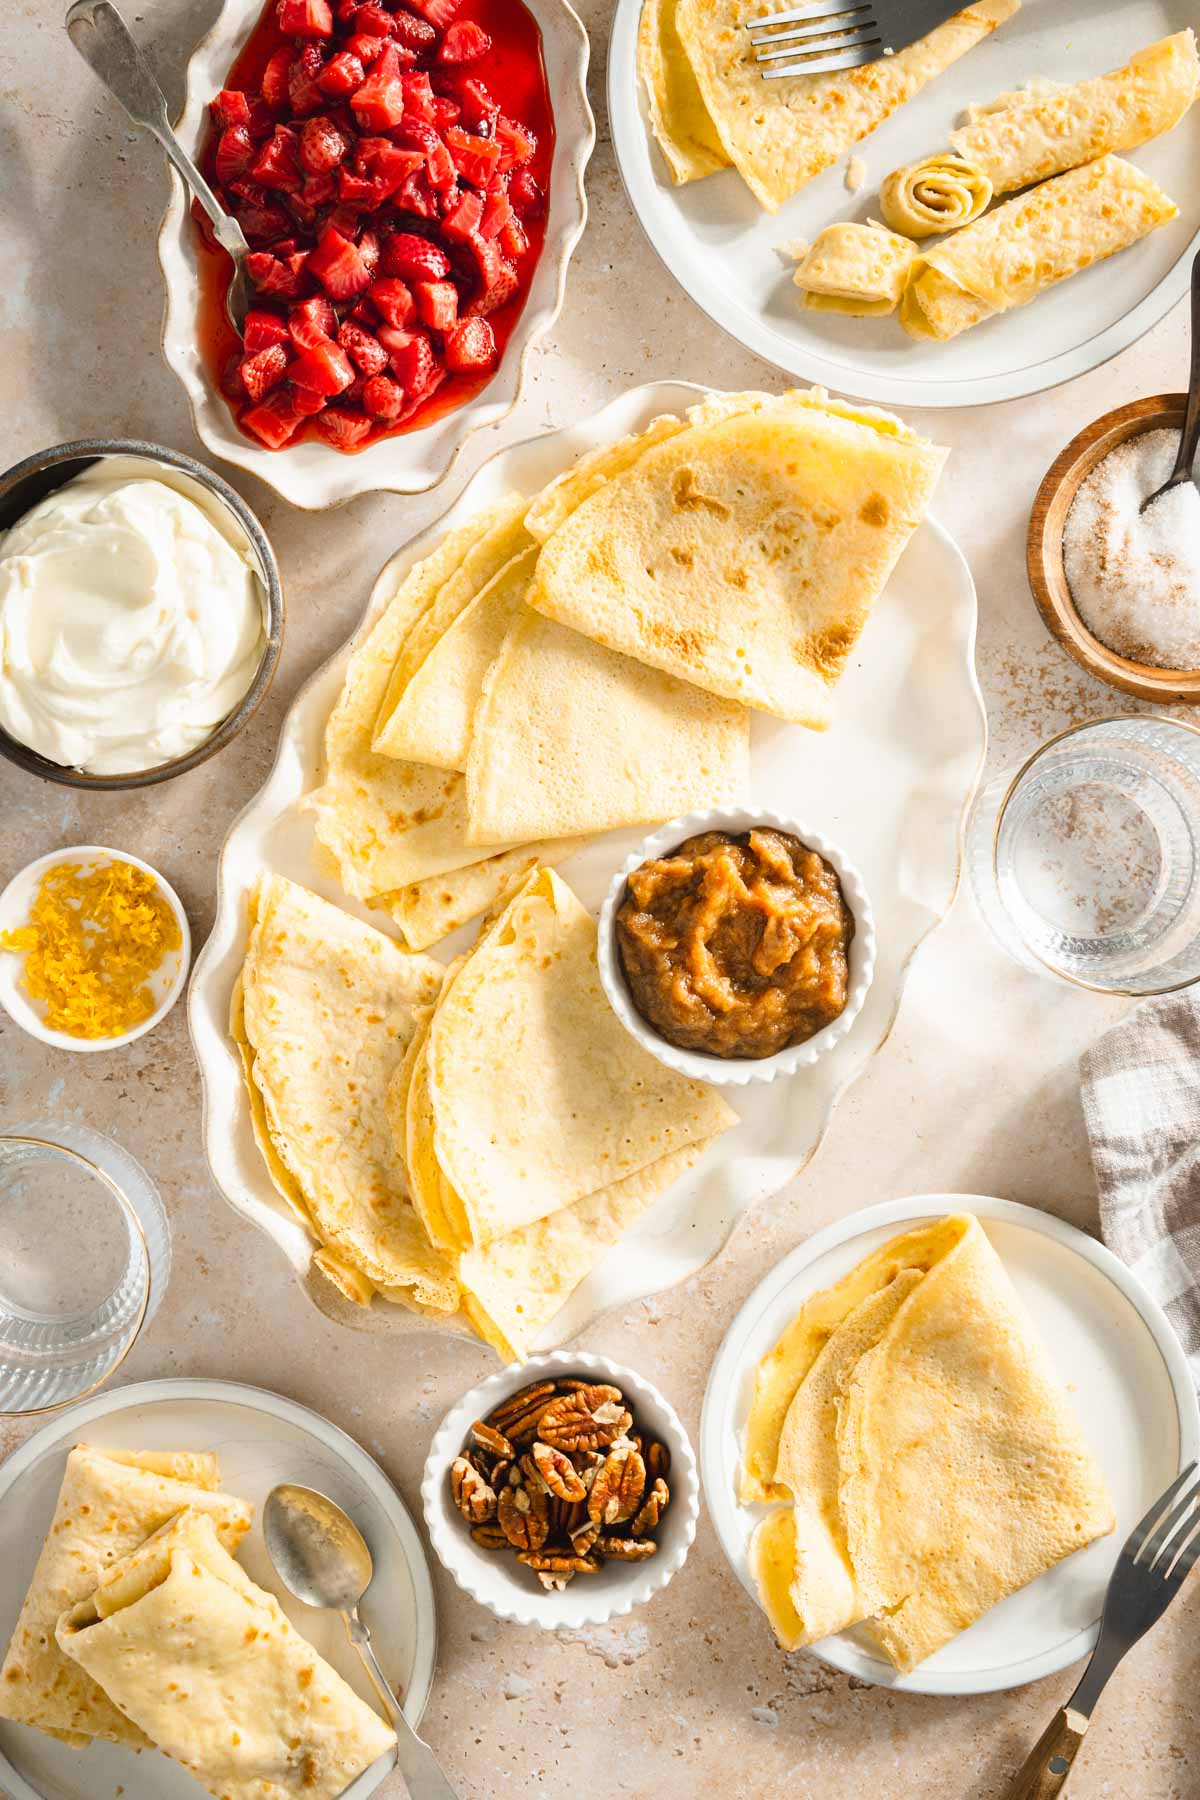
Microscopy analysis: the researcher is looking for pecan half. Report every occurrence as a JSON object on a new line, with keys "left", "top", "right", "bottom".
{"left": 597, "top": 1535, "right": 657, "bottom": 1561}
{"left": 538, "top": 1386, "right": 632, "bottom": 1454}
{"left": 531, "top": 1440, "right": 587, "bottom": 1502}
{"left": 569, "top": 1519, "right": 601, "bottom": 1557}
{"left": 517, "top": 1550, "right": 601, "bottom": 1574}
{"left": 644, "top": 1440, "right": 671, "bottom": 1485}
{"left": 631, "top": 1477, "right": 669, "bottom": 1536}
{"left": 485, "top": 1380, "right": 556, "bottom": 1435}
{"left": 450, "top": 1456, "right": 497, "bottom": 1525}
{"left": 498, "top": 1479, "right": 549, "bottom": 1553}
{"left": 470, "top": 1522, "right": 508, "bottom": 1551}
{"left": 471, "top": 1419, "right": 514, "bottom": 1461}
{"left": 538, "top": 1570, "right": 573, "bottom": 1590}
{"left": 587, "top": 1443, "right": 646, "bottom": 1527}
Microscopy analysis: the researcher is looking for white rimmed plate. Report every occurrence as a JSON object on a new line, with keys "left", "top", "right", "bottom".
{"left": 187, "top": 379, "right": 986, "bottom": 1349}
{"left": 701, "top": 1194, "right": 1200, "bottom": 1695}
{"left": 158, "top": 0, "right": 594, "bottom": 508}
{"left": 0, "top": 1377, "right": 436, "bottom": 1800}
{"left": 608, "top": 0, "right": 1200, "bottom": 407}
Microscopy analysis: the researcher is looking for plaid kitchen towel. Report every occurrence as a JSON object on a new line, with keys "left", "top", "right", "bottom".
{"left": 1080, "top": 989, "right": 1200, "bottom": 1384}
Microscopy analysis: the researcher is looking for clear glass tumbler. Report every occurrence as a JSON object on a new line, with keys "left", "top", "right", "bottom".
{"left": 0, "top": 1121, "right": 170, "bottom": 1414}
{"left": 968, "top": 717, "right": 1200, "bottom": 994}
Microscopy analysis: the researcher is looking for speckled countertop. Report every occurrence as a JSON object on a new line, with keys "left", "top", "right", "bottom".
{"left": 1, "top": 2, "right": 1198, "bottom": 1796}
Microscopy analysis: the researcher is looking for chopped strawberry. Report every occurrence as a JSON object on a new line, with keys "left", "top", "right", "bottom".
{"left": 438, "top": 20, "right": 490, "bottom": 62}
{"left": 494, "top": 115, "right": 536, "bottom": 171}
{"left": 317, "top": 48, "right": 364, "bottom": 96}
{"left": 240, "top": 342, "right": 291, "bottom": 401}
{"left": 390, "top": 6, "right": 437, "bottom": 49}
{"left": 360, "top": 373, "right": 406, "bottom": 420}
{"left": 465, "top": 231, "right": 517, "bottom": 313}
{"left": 444, "top": 125, "right": 500, "bottom": 188}
{"left": 375, "top": 321, "right": 416, "bottom": 356}
{"left": 237, "top": 183, "right": 295, "bottom": 239}
{"left": 369, "top": 276, "right": 416, "bottom": 326}
{"left": 442, "top": 187, "right": 483, "bottom": 242}
{"left": 387, "top": 327, "right": 437, "bottom": 393}
{"left": 299, "top": 114, "right": 350, "bottom": 173}
{"left": 395, "top": 167, "right": 438, "bottom": 218}
{"left": 293, "top": 382, "right": 330, "bottom": 415}
{"left": 401, "top": 69, "right": 436, "bottom": 121}
{"left": 452, "top": 74, "right": 499, "bottom": 134}
{"left": 300, "top": 168, "right": 337, "bottom": 206}
{"left": 444, "top": 315, "right": 496, "bottom": 373}
{"left": 413, "top": 278, "right": 458, "bottom": 332}
{"left": 478, "top": 182, "right": 514, "bottom": 241}
{"left": 507, "top": 169, "right": 544, "bottom": 219}
{"left": 243, "top": 308, "right": 291, "bottom": 352}
{"left": 499, "top": 215, "right": 528, "bottom": 260}
{"left": 430, "top": 94, "right": 462, "bottom": 129}
{"left": 351, "top": 44, "right": 407, "bottom": 130}
{"left": 288, "top": 293, "right": 336, "bottom": 347}
{"left": 260, "top": 47, "right": 294, "bottom": 110}
{"left": 407, "top": 0, "right": 463, "bottom": 27}
{"left": 220, "top": 351, "right": 247, "bottom": 401}
{"left": 357, "top": 137, "right": 424, "bottom": 196}
{"left": 290, "top": 338, "right": 356, "bottom": 395}
{"left": 289, "top": 44, "right": 328, "bottom": 115}
{"left": 338, "top": 319, "right": 390, "bottom": 374}
{"left": 381, "top": 231, "right": 450, "bottom": 280}
{"left": 353, "top": 2, "right": 397, "bottom": 37}
{"left": 241, "top": 386, "right": 306, "bottom": 447}
{"left": 315, "top": 408, "right": 373, "bottom": 448}
{"left": 344, "top": 31, "right": 384, "bottom": 64}
{"left": 215, "top": 124, "right": 256, "bottom": 185}
{"left": 278, "top": 0, "right": 333, "bottom": 35}
{"left": 334, "top": 0, "right": 360, "bottom": 17}
{"left": 335, "top": 167, "right": 380, "bottom": 206}
{"left": 307, "top": 224, "right": 374, "bottom": 297}
{"left": 326, "top": 202, "right": 361, "bottom": 237}
{"left": 251, "top": 125, "right": 303, "bottom": 191}
{"left": 358, "top": 228, "right": 381, "bottom": 276}
{"left": 212, "top": 89, "right": 251, "bottom": 128}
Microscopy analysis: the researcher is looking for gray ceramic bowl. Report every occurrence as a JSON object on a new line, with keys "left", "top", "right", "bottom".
{"left": 0, "top": 438, "right": 283, "bottom": 790}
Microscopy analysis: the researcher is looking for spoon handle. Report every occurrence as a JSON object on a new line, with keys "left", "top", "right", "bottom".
{"left": 345, "top": 1609, "right": 461, "bottom": 1800}
{"left": 1176, "top": 249, "right": 1200, "bottom": 485}
{"left": 65, "top": 0, "right": 247, "bottom": 260}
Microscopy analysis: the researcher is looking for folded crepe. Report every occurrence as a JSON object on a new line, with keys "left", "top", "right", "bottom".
{"left": 0, "top": 1446, "right": 252, "bottom": 1748}
{"left": 234, "top": 872, "right": 458, "bottom": 1311}
{"left": 527, "top": 389, "right": 946, "bottom": 726}
{"left": 56, "top": 1510, "right": 395, "bottom": 1800}
{"left": 668, "top": 0, "right": 1019, "bottom": 212}
{"left": 745, "top": 1216, "right": 1116, "bottom": 1672}
{"left": 638, "top": 0, "right": 729, "bottom": 183}
{"left": 381, "top": 838, "right": 588, "bottom": 951}
{"left": 401, "top": 866, "right": 737, "bottom": 1252}
{"left": 899, "top": 155, "right": 1178, "bottom": 341}
{"left": 792, "top": 222, "right": 918, "bottom": 315}
{"left": 879, "top": 153, "right": 993, "bottom": 237}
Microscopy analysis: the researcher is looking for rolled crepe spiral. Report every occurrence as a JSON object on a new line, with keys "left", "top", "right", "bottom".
{"left": 878, "top": 154, "right": 993, "bottom": 239}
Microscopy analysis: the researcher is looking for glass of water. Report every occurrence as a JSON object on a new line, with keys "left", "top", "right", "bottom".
{"left": 0, "top": 1121, "right": 170, "bottom": 1414}
{"left": 968, "top": 717, "right": 1200, "bottom": 994}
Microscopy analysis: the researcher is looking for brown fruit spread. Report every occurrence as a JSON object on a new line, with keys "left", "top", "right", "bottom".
{"left": 615, "top": 828, "right": 854, "bottom": 1060}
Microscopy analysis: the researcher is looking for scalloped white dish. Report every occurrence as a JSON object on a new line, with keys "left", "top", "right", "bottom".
{"left": 188, "top": 380, "right": 987, "bottom": 1347}
{"left": 158, "top": 0, "right": 594, "bottom": 508}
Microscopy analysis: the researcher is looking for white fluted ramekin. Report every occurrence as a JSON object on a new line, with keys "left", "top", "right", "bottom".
{"left": 422, "top": 1350, "right": 699, "bottom": 1629}
{"left": 597, "top": 807, "right": 877, "bottom": 1088}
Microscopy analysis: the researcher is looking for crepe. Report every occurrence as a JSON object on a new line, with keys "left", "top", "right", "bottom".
{"left": 465, "top": 607, "right": 751, "bottom": 844}
{"left": 673, "top": 0, "right": 1019, "bottom": 212}
{"left": 0, "top": 1446, "right": 251, "bottom": 1748}
{"left": 235, "top": 872, "right": 459, "bottom": 1310}
{"left": 408, "top": 866, "right": 736, "bottom": 1250}
{"left": 745, "top": 1216, "right": 1115, "bottom": 1671}
{"left": 792, "top": 222, "right": 918, "bottom": 315}
{"left": 949, "top": 31, "right": 1198, "bottom": 196}
{"left": 879, "top": 153, "right": 993, "bottom": 237}
{"left": 56, "top": 1510, "right": 395, "bottom": 1800}
{"left": 526, "top": 389, "right": 946, "bottom": 726}
{"left": 380, "top": 836, "right": 589, "bottom": 951}
{"left": 638, "top": 0, "right": 728, "bottom": 184}
{"left": 899, "top": 155, "right": 1178, "bottom": 341}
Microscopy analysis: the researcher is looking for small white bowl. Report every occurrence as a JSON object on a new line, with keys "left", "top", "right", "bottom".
{"left": 597, "top": 807, "right": 877, "bottom": 1088}
{"left": 0, "top": 847, "right": 191, "bottom": 1053}
{"left": 422, "top": 1350, "right": 699, "bottom": 1629}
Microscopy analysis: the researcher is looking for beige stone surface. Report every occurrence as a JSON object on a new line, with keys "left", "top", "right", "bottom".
{"left": 1, "top": 1, "right": 1199, "bottom": 1795}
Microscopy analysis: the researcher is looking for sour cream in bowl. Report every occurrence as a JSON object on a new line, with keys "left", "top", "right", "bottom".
{"left": 0, "top": 441, "right": 282, "bottom": 790}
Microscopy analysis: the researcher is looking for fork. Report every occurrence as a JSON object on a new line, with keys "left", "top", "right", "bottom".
{"left": 1004, "top": 1461, "right": 1200, "bottom": 1799}
{"left": 744, "top": 0, "right": 973, "bottom": 78}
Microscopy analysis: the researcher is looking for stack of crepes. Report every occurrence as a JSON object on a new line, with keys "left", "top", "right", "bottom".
{"left": 0, "top": 1446, "right": 394, "bottom": 1798}
{"left": 303, "top": 386, "right": 946, "bottom": 953}
{"left": 234, "top": 871, "right": 737, "bottom": 1356}
{"left": 742, "top": 1216, "right": 1115, "bottom": 1671}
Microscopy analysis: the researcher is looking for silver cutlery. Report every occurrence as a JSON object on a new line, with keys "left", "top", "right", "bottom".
{"left": 744, "top": 0, "right": 972, "bottom": 79}
{"left": 1141, "top": 248, "right": 1200, "bottom": 514}
{"left": 65, "top": 0, "right": 252, "bottom": 332}
{"left": 1005, "top": 1461, "right": 1200, "bottom": 1798}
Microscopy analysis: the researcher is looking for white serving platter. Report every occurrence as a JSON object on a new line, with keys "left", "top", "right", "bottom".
{"left": 701, "top": 1195, "right": 1200, "bottom": 1695}
{"left": 188, "top": 380, "right": 987, "bottom": 1350}
{"left": 608, "top": 0, "right": 1200, "bottom": 407}
{"left": 0, "top": 1378, "right": 436, "bottom": 1800}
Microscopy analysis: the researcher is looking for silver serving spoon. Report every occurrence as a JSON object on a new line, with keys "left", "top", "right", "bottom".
{"left": 65, "top": 0, "right": 253, "bottom": 333}
{"left": 264, "top": 1483, "right": 459, "bottom": 1800}
{"left": 1141, "top": 247, "right": 1200, "bottom": 513}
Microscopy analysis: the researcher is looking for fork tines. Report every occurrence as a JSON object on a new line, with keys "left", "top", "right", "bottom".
{"left": 744, "top": 2, "right": 883, "bottom": 78}
{"left": 1131, "top": 1461, "right": 1200, "bottom": 1586}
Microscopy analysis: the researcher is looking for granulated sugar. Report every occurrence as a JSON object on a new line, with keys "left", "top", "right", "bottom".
{"left": 1062, "top": 427, "right": 1200, "bottom": 669}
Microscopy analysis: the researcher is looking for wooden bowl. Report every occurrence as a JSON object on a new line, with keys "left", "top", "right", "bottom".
{"left": 1027, "top": 394, "right": 1200, "bottom": 705}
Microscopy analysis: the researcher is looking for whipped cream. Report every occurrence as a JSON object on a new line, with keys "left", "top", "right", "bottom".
{"left": 0, "top": 458, "right": 265, "bottom": 774}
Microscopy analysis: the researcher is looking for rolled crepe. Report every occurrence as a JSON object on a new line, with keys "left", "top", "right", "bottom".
{"left": 899, "top": 155, "right": 1178, "bottom": 342}
{"left": 879, "top": 153, "right": 992, "bottom": 237}
{"left": 56, "top": 1510, "right": 395, "bottom": 1800}
{"left": 745, "top": 1216, "right": 1115, "bottom": 1673}
{"left": 0, "top": 1446, "right": 251, "bottom": 1748}
{"left": 792, "top": 222, "right": 918, "bottom": 316}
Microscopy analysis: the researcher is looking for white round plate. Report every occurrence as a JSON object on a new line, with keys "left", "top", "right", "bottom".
{"left": 0, "top": 1378, "right": 437, "bottom": 1800}
{"left": 701, "top": 1195, "right": 1200, "bottom": 1694}
{"left": 608, "top": 0, "right": 1200, "bottom": 407}
{"left": 188, "top": 380, "right": 986, "bottom": 1349}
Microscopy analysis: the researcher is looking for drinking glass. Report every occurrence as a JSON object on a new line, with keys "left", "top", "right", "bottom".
{"left": 967, "top": 717, "right": 1200, "bottom": 994}
{"left": 0, "top": 1121, "right": 170, "bottom": 1413}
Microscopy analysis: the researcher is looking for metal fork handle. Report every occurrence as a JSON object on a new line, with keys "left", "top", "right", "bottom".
{"left": 1168, "top": 249, "right": 1200, "bottom": 487}
{"left": 1003, "top": 1706, "right": 1090, "bottom": 1800}
{"left": 65, "top": 0, "right": 247, "bottom": 260}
